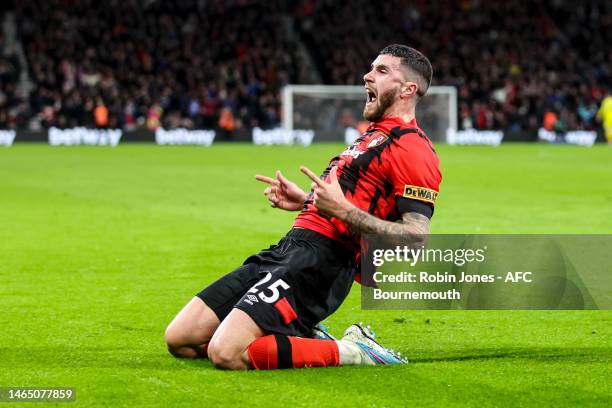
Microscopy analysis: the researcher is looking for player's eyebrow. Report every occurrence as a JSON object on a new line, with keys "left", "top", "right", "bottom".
{"left": 371, "top": 63, "right": 392, "bottom": 73}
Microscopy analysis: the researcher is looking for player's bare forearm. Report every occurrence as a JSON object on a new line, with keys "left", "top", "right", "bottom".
{"left": 337, "top": 202, "right": 430, "bottom": 239}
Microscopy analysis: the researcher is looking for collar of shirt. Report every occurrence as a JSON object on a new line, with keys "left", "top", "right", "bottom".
{"left": 368, "top": 116, "right": 418, "bottom": 134}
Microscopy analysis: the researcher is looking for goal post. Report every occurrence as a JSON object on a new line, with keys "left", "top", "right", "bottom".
{"left": 281, "top": 85, "right": 457, "bottom": 143}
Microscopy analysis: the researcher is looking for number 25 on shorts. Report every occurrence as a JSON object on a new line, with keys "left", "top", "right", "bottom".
{"left": 248, "top": 272, "right": 290, "bottom": 303}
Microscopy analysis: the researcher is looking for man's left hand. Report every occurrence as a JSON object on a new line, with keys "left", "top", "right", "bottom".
{"left": 300, "top": 165, "right": 352, "bottom": 219}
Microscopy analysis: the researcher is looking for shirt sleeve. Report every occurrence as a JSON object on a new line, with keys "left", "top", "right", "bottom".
{"left": 383, "top": 135, "right": 441, "bottom": 217}
{"left": 396, "top": 196, "right": 434, "bottom": 218}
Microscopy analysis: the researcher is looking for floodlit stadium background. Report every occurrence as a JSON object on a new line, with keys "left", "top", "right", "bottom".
{"left": 0, "top": 0, "right": 609, "bottom": 145}
{"left": 0, "top": 1, "right": 610, "bottom": 407}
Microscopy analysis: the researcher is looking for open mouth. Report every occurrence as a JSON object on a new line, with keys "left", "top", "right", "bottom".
{"left": 366, "top": 88, "right": 377, "bottom": 106}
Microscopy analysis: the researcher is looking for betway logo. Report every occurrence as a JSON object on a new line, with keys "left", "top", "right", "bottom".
{"left": 446, "top": 128, "right": 503, "bottom": 146}
{"left": 155, "top": 128, "right": 215, "bottom": 146}
{"left": 252, "top": 127, "right": 314, "bottom": 146}
{"left": 49, "top": 127, "right": 122, "bottom": 146}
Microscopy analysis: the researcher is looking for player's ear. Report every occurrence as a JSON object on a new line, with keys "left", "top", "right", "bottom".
{"left": 401, "top": 82, "right": 418, "bottom": 99}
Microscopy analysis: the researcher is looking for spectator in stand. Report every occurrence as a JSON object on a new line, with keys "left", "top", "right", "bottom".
{"left": 597, "top": 94, "right": 612, "bottom": 145}
{"left": 543, "top": 110, "right": 558, "bottom": 132}
{"left": 147, "top": 103, "right": 163, "bottom": 131}
{"left": 218, "top": 107, "right": 236, "bottom": 141}
{"left": 94, "top": 98, "right": 109, "bottom": 129}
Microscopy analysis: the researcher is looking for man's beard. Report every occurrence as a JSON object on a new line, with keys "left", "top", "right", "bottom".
{"left": 363, "top": 88, "right": 397, "bottom": 122}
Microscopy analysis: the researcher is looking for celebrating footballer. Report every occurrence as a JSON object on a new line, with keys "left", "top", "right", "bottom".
{"left": 165, "top": 44, "right": 442, "bottom": 370}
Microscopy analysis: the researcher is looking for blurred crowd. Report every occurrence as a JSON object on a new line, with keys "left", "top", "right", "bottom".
{"left": 0, "top": 27, "right": 26, "bottom": 129}
{"left": 297, "top": 0, "right": 611, "bottom": 133}
{"left": 10, "top": 0, "right": 307, "bottom": 133}
{"left": 0, "top": 0, "right": 609, "bottom": 133}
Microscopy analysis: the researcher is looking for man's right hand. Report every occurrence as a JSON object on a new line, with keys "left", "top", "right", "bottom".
{"left": 255, "top": 171, "right": 308, "bottom": 211}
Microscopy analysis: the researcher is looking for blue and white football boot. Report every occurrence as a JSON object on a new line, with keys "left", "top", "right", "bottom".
{"left": 341, "top": 323, "right": 407, "bottom": 365}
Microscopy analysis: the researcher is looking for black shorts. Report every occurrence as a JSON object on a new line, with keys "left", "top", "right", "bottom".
{"left": 196, "top": 228, "right": 356, "bottom": 336}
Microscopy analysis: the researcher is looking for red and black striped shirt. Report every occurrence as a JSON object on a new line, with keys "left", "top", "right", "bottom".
{"left": 293, "top": 116, "right": 442, "bottom": 253}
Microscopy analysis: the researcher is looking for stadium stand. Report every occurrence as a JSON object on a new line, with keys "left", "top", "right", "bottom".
{"left": 13, "top": 0, "right": 309, "bottom": 134}
{"left": 0, "top": 47, "right": 22, "bottom": 129}
{"left": 1, "top": 0, "right": 610, "bottom": 134}
{"left": 296, "top": 0, "right": 610, "bottom": 133}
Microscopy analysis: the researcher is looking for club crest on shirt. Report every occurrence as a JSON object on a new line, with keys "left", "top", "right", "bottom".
{"left": 340, "top": 132, "right": 388, "bottom": 159}
{"left": 367, "top": 134, "right": 388, "bottom": 148}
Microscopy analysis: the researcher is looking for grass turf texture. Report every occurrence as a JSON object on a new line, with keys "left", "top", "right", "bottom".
{"left": 0, "top": 143, "right": 611, "bottom": 407}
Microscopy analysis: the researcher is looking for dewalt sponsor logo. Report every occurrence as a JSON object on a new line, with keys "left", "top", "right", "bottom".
{"left": 403, "top": 185, "right": 438, "bottom": 204}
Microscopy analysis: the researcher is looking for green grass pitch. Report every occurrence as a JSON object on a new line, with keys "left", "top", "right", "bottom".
{"left": 0, "top": 143, "right": 610, "bottom": 407}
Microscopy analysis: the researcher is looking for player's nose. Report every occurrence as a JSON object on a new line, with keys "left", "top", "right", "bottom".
{"left": 363, "top": 69, "right": 374, "bottom": 84}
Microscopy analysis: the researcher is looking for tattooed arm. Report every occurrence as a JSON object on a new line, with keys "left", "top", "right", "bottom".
{"left": 300, "top": 165, "right": 430, "bottom": 243}
{"left": 342, "top": 207, "right": 429, "bottom": 236}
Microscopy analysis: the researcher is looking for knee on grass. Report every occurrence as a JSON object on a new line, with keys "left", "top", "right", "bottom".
{"left": 207, "top": 340, "right": 248, "bottom": 370}
{"left": 164, "top": 326, "right": 199, "bottom": 359}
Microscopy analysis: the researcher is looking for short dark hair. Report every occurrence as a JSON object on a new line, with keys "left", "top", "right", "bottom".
{"left": 380, "top": 44, "right": 432, "bottom": 97}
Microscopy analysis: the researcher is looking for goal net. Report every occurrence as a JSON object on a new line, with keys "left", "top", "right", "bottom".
{"left": 281, "top": 85, "right": 457, "bottom": 143}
